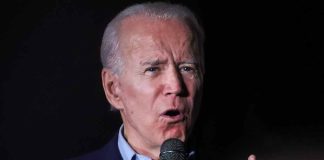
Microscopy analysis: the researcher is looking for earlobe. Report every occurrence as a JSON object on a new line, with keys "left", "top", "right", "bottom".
{"left": 101, "top": 68, "right": 123, "bottom": 110}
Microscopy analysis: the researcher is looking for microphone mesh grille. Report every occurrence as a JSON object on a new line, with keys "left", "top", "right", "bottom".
{"left": 160, "top": 138, "right": 187, "bottom": 160}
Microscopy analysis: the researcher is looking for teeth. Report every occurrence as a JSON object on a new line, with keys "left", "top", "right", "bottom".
{"left": 165, "top": 110, "right": 180, "bottom": 116}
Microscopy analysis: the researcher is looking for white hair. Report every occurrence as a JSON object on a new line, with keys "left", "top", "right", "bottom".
{"left": 100, "top": 1, "right": 205, "bottom": 75}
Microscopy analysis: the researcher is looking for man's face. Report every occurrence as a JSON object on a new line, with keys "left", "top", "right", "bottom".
{"left": 116, "top": 16, "right": 203, "bottom": 151}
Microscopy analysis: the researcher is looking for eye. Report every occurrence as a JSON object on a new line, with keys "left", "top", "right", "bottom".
{"left": 145, "top": 66, "right": 159, "bottom": 72}
{"left": 144, "top": 66, "right": 160, "bottom": 75}
{"left": 181, "top": 66, "right": 193, "bottom": 72}
{"left": 179, "top": 65, "right": 196, "bottom": 73}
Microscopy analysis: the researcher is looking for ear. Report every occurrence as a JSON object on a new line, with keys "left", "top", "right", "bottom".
{"left": 101, "top": 68, "right": 124, "bottom": 110}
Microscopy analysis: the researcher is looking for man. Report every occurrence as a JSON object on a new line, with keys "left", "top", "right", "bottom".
{"left": 73, "top": 2, "right": 255, "bottom": 160}
{"left": 72, "top": 2, "right": 203, "bottom": 160}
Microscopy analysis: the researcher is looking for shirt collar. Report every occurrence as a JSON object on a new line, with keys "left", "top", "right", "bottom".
{"left": 117, "top": 125, "right": 152, "bottom": 160}
{"left": 117, "top": 125, "right": 196, "bottom": 160}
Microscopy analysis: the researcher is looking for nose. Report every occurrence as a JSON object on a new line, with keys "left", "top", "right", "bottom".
{"left": 163, "top": 67, "right": 185, "bottom": 96}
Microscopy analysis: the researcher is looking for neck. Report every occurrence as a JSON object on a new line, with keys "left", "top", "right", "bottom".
{"left": 123, "top": 126, "right": 160, "bottom": 159}
{"left": 120, "top": 112, "right": 161, "bottom": 159}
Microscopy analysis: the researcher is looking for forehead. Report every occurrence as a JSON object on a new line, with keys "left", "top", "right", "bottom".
{"left": 120, "top": 15, "right": 190, "bottom": 34}
{"left": 118, "top": 15, "right": 195, "bottom": 61}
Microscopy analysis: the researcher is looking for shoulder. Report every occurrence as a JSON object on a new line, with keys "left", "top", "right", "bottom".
{"left": 68, "top": 133, "right": 122, "bottom": 160}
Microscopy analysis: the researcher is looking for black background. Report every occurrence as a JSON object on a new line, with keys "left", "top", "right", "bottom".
{"left": 1, "top": 0, "right": 323, "bottom": 159}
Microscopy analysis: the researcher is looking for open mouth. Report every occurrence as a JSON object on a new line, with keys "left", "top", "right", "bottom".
{"left": 161, "top": 109, "right": 184, "bottom": 123}
{"left": 164, "top": 109, "right": 180, "bottom": 117}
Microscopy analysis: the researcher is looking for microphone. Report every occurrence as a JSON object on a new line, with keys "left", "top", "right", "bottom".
{"left": 159, "top": 138, "right": 188, "bottom": 160}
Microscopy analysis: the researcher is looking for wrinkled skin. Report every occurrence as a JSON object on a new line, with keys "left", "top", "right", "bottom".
{"left": 102, "top": 15, "right": 203, "bottom": 159}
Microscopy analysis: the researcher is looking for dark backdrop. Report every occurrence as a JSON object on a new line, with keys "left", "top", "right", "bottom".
{"left": 1, "top": 0, "right": 323, "bottom": 159}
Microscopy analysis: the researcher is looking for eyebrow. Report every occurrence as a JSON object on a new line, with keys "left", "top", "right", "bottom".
{"left": 177, "top": 61, "right": 197, "bottom": 65}
{"left": 140, "top": 58, "right": 198, "bottom": 66}
{"left": 140, "top": 58, "right": 167, "bottom": 66}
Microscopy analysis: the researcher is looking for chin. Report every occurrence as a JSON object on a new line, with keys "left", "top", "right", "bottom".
{"left": 163, "top": 126, "right": 186, "bottom": 141}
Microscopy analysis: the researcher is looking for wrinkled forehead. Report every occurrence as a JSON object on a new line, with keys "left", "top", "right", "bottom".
{"left": 119, "top": 15, "right": 192, "bottom": 41}
{"left": 118, "top": 15, "right": 199, "bottom": 60}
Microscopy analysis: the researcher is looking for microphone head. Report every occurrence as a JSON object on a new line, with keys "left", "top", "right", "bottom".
{"left": 159, "top": 138, "right": 187, "bottom": 160}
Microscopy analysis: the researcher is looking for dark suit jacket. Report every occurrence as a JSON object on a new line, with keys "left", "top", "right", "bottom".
{"left": 70, "top": 133, "right": 122, "bottom": 160}
{"left": 70, "top": 132, "right": 197, "bottom": 160}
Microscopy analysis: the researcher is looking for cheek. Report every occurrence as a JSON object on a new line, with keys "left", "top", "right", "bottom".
{"left": 183, "top": 78, "right": 202, "bottom": 116}
{"left": 120, "top": 78, "right": 160, "bottom": 112}
{"left": 184, "top": 77, "right": 200, "bottom": 97}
